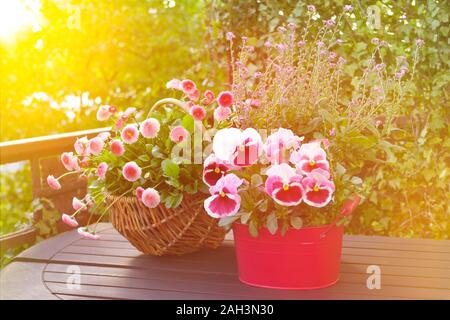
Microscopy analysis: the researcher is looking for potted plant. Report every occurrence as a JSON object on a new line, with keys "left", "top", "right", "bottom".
{"left": 46, "top": 80, "right": 235, "bottom": 255}
{"left": 201, "top": 5, "right": 421, "bottom": 289}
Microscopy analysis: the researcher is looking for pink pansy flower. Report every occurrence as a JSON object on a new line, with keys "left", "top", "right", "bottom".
{"left": 62, "top": 214, "right": 79, "bottom": 228}
{"left": 190, "top": 105, "right": 206, "bottom": 121}
{"left": 169, "top": 126, "right": 189, "bottom": 143}
{"left": 213, "top": 128, "right": 263, "bottom": 167}
{"left": 214, "top": 106, "right": 231, "bottom": 121}
{"left": 121, "top": 124, "right": 139, "bottom": 144}
{"left": 217, "top": 91, "right": 233, "bottom": 108}
{"left": 188, "top": 88, "right": 200, "bottom": 101}
{"left": 265, "top": 163, "right": 304, "bottom": 206}
{"left": 141, "top": 188, "right": 161, "bottom": 208}
{"left": 139, "top": 118, "right": 160, "bottom": 138}
{"left": 87, "top": 137, "right": 104, "bottom": 156}
{"left": 122, "top": 161, "right": 142, "bottom": 182}
{"left": 302, "top": 169, "right": 335, "bottom": 208}
{"left": 47, "top": 175, "right": 61, "bottom": 190}
{"left": 204, "top": 174, "right": 243, "bottom": 218}
{"left": 166, "top": 78, "right": 181, "bottom": 90}
{"left": 96, "top": 105, "right": 113, "bottom": 121}
{"left": 97, "top": 162, "right": 108, "bottom": 180}
{"left": 265, "top": 128, "right": 303, "bottom": 164}
{"left": 202, "top": 154, "right": 231, "bottom": 187}
{"left": 74, "top": 136, "right": 89, "bottom": 156}
{"left": 60, "top": 152, "right": 78, "bottom": 171}
{"left": 110, "top": 140, "right": 125, "bottom": 156}
{"left": 136, "top": 186, "right": 144, "bottom": 201}
{"left": 204, "top": 90, "right": 215, "bottom": 104}
{"left": 180, "top": 79, "right": 197, "bottom": 94}
{"left": 290, "top": 142, "right": 330, "bottom": 175}
{"left": 77, "top": 227, "right": 100, "bottom": 240}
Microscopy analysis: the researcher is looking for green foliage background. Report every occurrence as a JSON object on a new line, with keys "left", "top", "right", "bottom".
{"left": 1, "top": 0, "right": 449, "bottom": 240}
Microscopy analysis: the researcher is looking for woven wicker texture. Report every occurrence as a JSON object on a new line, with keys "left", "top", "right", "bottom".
{"left": 109, "top": 194, "right": 226, "bottom": 255}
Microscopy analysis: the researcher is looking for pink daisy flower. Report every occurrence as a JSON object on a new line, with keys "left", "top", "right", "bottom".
{"left": 265, "top": 163, "right": 304, "bottom": 206}
{"left": 62, "top": 214, "right": 79, "bottom": 228}
{"left": 141, "top": 188, "right": 160, "bottom": 208}
{"left": 87, "top": 137, "right": 104, "bottom": 156}
{"left": 72, "top": 197, "right": 86, "bottom": 211}
{"left": 110, "top": 140, "right": 125, "bottom": 156}
{"left": 214, "top": 106, "right": 231, "bottom": 121}
{"left": 60, "top": 152, "right": 78, "bottom": 171}
{"left": 180, "top": 79, "right": 197, "bottom": 94}
{"left": 139, "top": 118, "right": 160, "bottom": 138}
{"left": 204, "top": 174, "right": 243, "bottom": 218}
{"left": 136, "top": 186, "right": 144, "bottom": 201}
{"left": 97, "top": 162, "right": 108, "bottom": 180}
{"left": 190, "top": 105, "right": 206, "bottom": 121}
{"left": 47, "top": 175, "right": 61, "bottom": 190}
{"left": 121, "top": 124, "right": 139, "bottom": 144}
{"left": 217, "top": 91, "right": 233, "bottom": 108}
{"left": 122, "top": 161, "right": 142, "bottom": 182}
{"left": 74, "top": 136, "right": 89, "bottom": 156}
{"left": 169, "top": 126, "right": 189, "bottom": 143}
{"left": 203, "top": 90, "right": 215, "bottom": 104}
{"left": 166, "top": 78, "right": 181, "bottom": 90}
{"left": 302, "top": 169, "right": 335, "bottom": 208}
{"left": 96, "top": 105, "right": 113, "bottom": 121}
{"left": 77, "top": 227, "right": 100, "bottom": 240}
{"left": 188, "top": 88, "right": 200, "bottom": 101}
{"left": 290, "top": 142, "right": 330, "bottom": 175}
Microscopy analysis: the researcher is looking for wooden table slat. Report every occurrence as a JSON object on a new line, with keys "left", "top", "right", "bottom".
{"left": 2, "top": 223, "right": 449, "bottom": 300}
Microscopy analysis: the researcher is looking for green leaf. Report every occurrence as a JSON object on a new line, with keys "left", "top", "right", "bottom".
{"left": 240, "top": 212, "right": 252, "bottom": 224}
{"left": 266, "top": 213, "right": 278, "bottom": 235}
{"left": 351, "top": 176, "right": 363, "bottom": 185}
{"left": 161, "top": 159, "right": 180, "bottom": 178}
{"left": 249, "top": 220, "right": 259, "bottom": 237}
{"left": 251, "top": 174, "right": 263, "bottom": 187}
{"left": 138, "top": 154, "right": 150, "bottom": 162}
{"left": 218, "top": 215, "right": 239, "bottom": 227}
{"left": 182, "top": 114, "right": 195, "bottom": 132}
{"left": 151, "top": 146, "right": 164, "bottom": 158}
{"left": 290, "top": 216, "right": 303, "bottom": 229}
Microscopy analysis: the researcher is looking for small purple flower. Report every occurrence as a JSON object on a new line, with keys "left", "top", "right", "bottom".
{"left": 287, "top": 22, "right": 296, "bottom": 30}
{"left": 344, "top": 5, "right": 353, "bottom": 12}
{"left": 338, "top": 57, "right": 346, "bottom": 65}
{"left": 278, "top": 26, "right": 287, "bottom": 33}
{"left": 371, "top": 38, "right": 380, "bottom": 45}
{"left": 307, "top": 5, "right": 316, "bottom": 12}
{"left": 336, "top": 39, "right": 344, "bottom": 45}
{"left": 325, "top": 19, "right": 335, "bottom": 27}
{"left": 264, "top": 41, "right": 271, "bottom": 48}
{"left": 225, "top": 32, "right": 235, "bottom": 41}
{"left": 416, "top": 38, "right": 425, "bottom": 47}
{"left": 329, "top": 128, "right": 336, "bottom": 136}
{"left": 317, "top": 41, "right": 324, "bottom": 47}
{"left": 297, "top": 40, "right": 306, "bottom": 47}
{"left": 242, "top": 36, "right": 248, "bottom": 43}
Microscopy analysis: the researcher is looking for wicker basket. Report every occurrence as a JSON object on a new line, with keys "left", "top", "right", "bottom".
{"left": 109, "top": 193, "right": 226, "bottom": 255}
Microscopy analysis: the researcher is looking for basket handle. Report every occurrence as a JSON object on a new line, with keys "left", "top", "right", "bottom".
{"left": 319, "top": 195, "right": 361, "bottom": 239}
{"left": 147, "top": 98, "right": 211, "bottom": 141}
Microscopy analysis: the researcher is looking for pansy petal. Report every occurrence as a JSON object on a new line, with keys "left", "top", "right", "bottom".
{"left": 204, "top": 194, "right": 241, "bottom": 218}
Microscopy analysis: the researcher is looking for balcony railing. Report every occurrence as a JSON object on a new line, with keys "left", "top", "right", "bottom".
{"left": 0, "top": 128, "right": 109, "bottom": 251}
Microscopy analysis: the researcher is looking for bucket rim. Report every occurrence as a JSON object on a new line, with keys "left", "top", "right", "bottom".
{"left": 233, "top": 221, "right": 339, "bottom": 232}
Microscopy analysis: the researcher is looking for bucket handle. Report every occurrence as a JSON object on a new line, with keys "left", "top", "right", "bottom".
{"left": 319, "top": 196, "right": 361, "bottom": 239}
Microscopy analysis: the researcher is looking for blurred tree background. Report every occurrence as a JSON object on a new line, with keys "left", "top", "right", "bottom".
{"left": 0, "top": 0, "right": 449, "bottom": 242}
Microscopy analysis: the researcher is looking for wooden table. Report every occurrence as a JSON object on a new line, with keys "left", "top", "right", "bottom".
{"left": 1, "top": 223, "right": 449, "bottom": 300}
